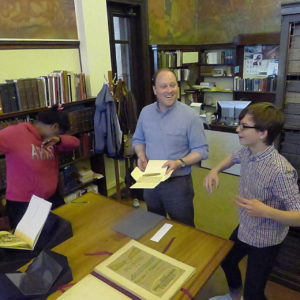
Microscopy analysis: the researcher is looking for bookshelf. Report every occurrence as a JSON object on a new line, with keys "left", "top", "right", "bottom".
{"left": 149, "top": 37, "right": 280, "bottom": 132}
{"left": 197, "top": 44, "right": 236, "bottom": 107}
{"left": 271, "top": 3, "right": 300, "bottom": 291}
{"left": 149, "top": 44, "right": 237, "bottom": 106}
{"left": 0, "top": 98, "right": 107, "bottom": 203}
{"left": 233, "top": 33, "right": 280, "bottom": 103}
{"left": 150, "top": 44, "right": 201, "bottom": 100}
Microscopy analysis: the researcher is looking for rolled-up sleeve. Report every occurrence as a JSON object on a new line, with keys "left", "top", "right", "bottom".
{"left": 132, "top": 110, "right": 146, "bottom": 148}
{"left": 188, "top": 115, "right": 208, "bottom": 160}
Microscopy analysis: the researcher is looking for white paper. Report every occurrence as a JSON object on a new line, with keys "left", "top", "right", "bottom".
{"left": 144, "top": 160, "right": 168, "bottom": 174}
{"left": 130, "top": 160, "right": 173, "bottom": 189}
{"left": 267, "top": 61, "right": 279, "bottom": 76}
{"left": 150, "top": 223, "right": 173, "bottom": 242}
{"left": 15, "top": 195, "right": 52, "bottom": 248}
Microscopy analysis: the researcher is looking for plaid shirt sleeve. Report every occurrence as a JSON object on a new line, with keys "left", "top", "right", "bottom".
{"left": 232, "top": 147, "right": 247, "bottom": 164}
{"left": 272, "top": 167, "right": 300, "bottom": 211}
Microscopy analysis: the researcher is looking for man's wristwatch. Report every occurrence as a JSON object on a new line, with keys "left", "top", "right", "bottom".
{"left": 178, "top": 158, "right": 186, "bottom": 168}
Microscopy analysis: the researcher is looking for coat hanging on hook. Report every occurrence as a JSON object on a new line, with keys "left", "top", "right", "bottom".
{"left": 94, "top": 83, "right": 122, "bottom": 158}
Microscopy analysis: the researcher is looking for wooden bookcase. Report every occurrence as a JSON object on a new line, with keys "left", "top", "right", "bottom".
{"left": 233, "top": 33, "right": 280, "bottom": 104}
{"left": 0, "top": 98, "right": 107, "bottom": 201}
{"left": 150, "top": 37, "right": 280, "bottom": 103}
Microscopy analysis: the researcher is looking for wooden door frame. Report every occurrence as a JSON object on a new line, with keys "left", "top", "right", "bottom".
{"left": 107, "top": 0, "right": 152, "bottom": 111}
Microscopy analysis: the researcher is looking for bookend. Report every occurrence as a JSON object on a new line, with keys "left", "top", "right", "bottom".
{"left": 0, "top": 212, "right": 73, "bottom": 273}
{"left": 0, "top": 250, "right": 72, "bottom": 300}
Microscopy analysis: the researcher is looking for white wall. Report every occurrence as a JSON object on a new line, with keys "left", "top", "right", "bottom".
{"left": 0, "top": 49, "right": 82, "bottom": 83}
{"left": 74, "top": 0, "right": 112, "bottom": 97}
{"left": 75, "top": 0, "right": 123, "bottom": 193}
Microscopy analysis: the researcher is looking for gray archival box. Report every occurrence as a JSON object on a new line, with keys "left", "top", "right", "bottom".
{"left": 112, "top": 209, "right": 164, "bottom": 240}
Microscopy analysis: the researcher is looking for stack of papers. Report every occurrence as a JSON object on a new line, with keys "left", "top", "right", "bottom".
{"left": 130, "top": 160, "right": 173, "bottom": 189}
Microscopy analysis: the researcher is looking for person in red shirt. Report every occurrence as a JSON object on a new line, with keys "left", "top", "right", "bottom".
{"left": 0, "top": 105, "right": 80, "bottom": 228}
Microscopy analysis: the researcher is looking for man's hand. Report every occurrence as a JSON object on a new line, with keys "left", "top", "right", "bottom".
{"left": 204, "top": 170, "right": 219, "bottom": 193}
{"left": 162, "top": 160, "right": 182, "bottom": 174}
{"left": 41, "top": 136, "right": 61, "bottom": 148}
{"left": 235, "top": 196, "right": 272, "bottom": 218}
{"left": 137, "top": 155, "right": 148, "bottom": 171}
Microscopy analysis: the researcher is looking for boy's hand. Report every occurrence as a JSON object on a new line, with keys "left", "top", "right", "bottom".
{"left": 235, "top": 196, "right": 272, "bottom": 218}
{"left": 204, "top": 170, "right": 219, "bottom": 193}
{"left": 41, "top": 136, "right": 61, "bottom": 148}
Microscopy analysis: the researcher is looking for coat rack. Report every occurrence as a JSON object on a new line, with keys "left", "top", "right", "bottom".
{"left": 107, "top": 71, "right": 121, "bottom": 201}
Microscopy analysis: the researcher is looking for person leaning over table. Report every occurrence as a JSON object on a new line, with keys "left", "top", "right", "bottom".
{"left": 204, "top": 102, "right": 300, "bottom": 300}
{"left": 132, "top": 68, "right": 208, "bottom": 226}
{"left": 0, "top": 105, "right": 80, "bottom": 228}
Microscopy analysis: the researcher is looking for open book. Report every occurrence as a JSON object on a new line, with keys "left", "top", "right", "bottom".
{"left": 59, "top": 240, "right": 195, "bottom": 300}
{"left": 0, "top": 195, "right": 52, "bottom": 250}
{"left": 130, "top": 160, "right": 174, "bottom": 189}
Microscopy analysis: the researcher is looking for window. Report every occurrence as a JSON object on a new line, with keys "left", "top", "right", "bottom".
{"left": 107, "top": 1, "right": 151, "bottom": 110}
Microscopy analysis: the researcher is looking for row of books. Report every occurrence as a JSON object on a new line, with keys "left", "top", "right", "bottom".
{"left": 59, "top": 165, "right": 79, "bottom": 195}
{"left": 201, "top": 50, "right": 234, "bottom": 65}
{"left": 0, "top": 118, "right": 27, "bottom": 130}
{"left": 0, "top": 107, "right": 95, "bottom": 134}
{"left": 60, "top": 132, "right": 95, "bottom": 165}
{"left": 158, "top": 50, "right": 182, "bottom": 68}
{"left": 59, "top": 164, "right": 99, "bottom": 195}
{"left": 0, "top": 71, "right": 87, "bottom": 114}
{"left": 67, "top": 107, "right": 95, "bottom": 134}
{"left": 233, "top": 76, "right": 277, "bottom": 92}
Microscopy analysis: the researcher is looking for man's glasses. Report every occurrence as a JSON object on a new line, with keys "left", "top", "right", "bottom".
{"left": 237, "top": 123, "right": 259, "bottom": 130}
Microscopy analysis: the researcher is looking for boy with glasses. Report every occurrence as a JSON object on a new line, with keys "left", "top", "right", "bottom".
{"left": 204, "top": 102, "right": 300, "bottom": 300}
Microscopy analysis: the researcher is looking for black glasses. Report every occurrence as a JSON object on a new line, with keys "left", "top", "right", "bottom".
{"left": 237, "top": 123, "right": 259, "bottom": 130}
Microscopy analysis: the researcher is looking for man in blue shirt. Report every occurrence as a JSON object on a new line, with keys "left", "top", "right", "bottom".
{"left": 132, "top": 68, "right": 208, "bottom": 226}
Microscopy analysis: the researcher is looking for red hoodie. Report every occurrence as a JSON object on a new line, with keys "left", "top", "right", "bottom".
{"left": 0, "top": 122, "right": 80, "bottom": 202}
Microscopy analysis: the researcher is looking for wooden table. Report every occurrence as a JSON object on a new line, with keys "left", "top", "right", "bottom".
{"left": 48, "top": 192, "right": 233, "bottom": 299}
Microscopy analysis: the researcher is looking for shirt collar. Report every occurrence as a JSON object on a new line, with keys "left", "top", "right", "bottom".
{"left": 155, "top": 100, "right": 178, "bottom": 114}
{"left": 247, "top": 145, "right": 275, "bottom": 161}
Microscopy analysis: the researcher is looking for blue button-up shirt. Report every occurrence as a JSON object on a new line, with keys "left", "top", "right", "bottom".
{"left": 132, "top": 101, "right": 208, "bottom": 176}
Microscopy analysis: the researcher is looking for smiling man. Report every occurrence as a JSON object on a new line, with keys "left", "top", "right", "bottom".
{"left": 132, "top": 68, "right": 208, "bottom": 226}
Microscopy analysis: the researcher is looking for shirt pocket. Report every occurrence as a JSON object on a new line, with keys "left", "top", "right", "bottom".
{"left": 163, "top": 126, "right": 188, "bottom": 149}
{"left": 143, "top": 121, "right": 159, "bottom": 142}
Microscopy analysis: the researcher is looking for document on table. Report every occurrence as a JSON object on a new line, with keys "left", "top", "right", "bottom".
{"left": 94, "top": 240, "right": 195, "bottom": 300}
{"left": 130, "top": 160, "right": 174, "bottom": 189}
